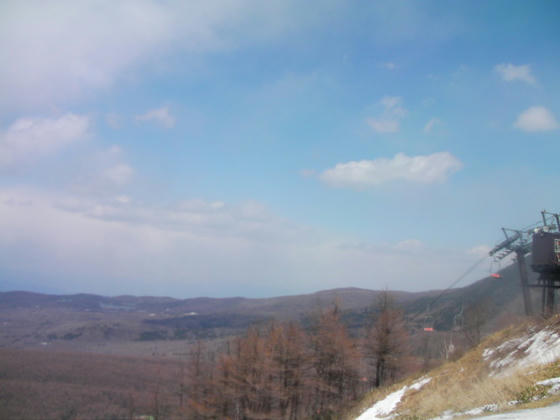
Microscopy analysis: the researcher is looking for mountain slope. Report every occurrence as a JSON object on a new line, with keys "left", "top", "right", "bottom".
{"left": 348, "top": 315, "right": 560, "bottom": 420}
{"left": 0, "top": 261, "right": 533, "bottom": 353}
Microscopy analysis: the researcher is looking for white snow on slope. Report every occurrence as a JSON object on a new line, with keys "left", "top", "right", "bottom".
{"left": 355, "top": 377, "right": 431, "bottom": 420}
{"left": 431, "top": 404, "right": 498, "bottom": 420}
{"left": 483, "top": 328, "right": 560, "bottom": 376}
{"left": 358, "top": 327, "right": 560, "bottom": 420}
{"left": 537, "top": 377, "right": 560, "bottom": 394}
{"left": 476, "top": 402, "right": 560, "bottom": 419}
{"left": 464, "top": 404, "right": 498, "bottom": 416}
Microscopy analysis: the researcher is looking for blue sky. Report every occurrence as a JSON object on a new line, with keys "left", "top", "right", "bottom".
{"left": 0, "top": 1, "right": 559, "bottom": 298}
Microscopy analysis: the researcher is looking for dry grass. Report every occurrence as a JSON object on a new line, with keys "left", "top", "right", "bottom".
{"left": 398, "top": 369, "right": 534, "bottom": 419}
{"left": 347, "top": 316, "right": 560, "bottom": 420}
{"left": 344, "top": 379, "right": 414, "bottom": 420}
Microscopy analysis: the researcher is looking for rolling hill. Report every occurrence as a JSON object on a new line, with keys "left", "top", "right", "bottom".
{"left": 0, "top": 260, "right": 537, "bottom": 356}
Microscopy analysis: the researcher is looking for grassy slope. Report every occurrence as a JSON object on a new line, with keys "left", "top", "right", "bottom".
{"left": 347, "top": 315, "right": 560, "bottom": 420}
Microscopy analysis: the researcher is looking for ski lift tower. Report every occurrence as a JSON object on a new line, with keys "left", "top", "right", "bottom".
{"left": 530, "top": 211, "right": 560, "bottom": 317}
{"left": 489, "top": 210, "right": 560, "bottom": 317}
{"left": 489, "top": 227, "right": 533, "bottom": 316}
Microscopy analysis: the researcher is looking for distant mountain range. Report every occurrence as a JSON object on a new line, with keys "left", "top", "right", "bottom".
{"left": 0, "top": 262, "right": 538, "bottom": 353}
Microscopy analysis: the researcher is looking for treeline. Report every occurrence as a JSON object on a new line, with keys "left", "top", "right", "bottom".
{"left": 182, "top": 295, "right": 409, "bottom": 419}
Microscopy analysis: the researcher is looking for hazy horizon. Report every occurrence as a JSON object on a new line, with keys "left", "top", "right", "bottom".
{"left": 0, "top": 283, "right": 444, "bottom": 300}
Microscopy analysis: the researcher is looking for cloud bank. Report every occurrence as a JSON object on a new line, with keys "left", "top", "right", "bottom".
{"left": 0, "top": 0, "right": 343, "bottom": 111}
{"left": 0, "top": 187, "right": 483, "bottom": 297}
{"left": 0, "top": 114, "right": 90, "bottom": 168}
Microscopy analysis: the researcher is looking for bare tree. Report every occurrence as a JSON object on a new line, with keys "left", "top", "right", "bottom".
{"left": 310, "top": 303, "right": 360, "bottom": 416}
{"left": 462, "top": 299, "right": 490, "bottom": 347}
{"left": 365, "top": 291, "right": 409, "bottom": 388}
{"left": 184, "top": 315, "right": 365, "bottom": 419}
{"left": 266, "top": 322, "right": 309, "bottom": 420}
{"left": 185, "top": 340, "right": 219, "bottom": 419}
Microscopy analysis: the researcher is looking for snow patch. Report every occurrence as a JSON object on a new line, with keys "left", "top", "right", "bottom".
{"left": 410, "top": 377, "right": 432, "bottom": 391}
{"left": 482, "top": 348, "right": 494, "bottom": 360}
{"left": 430, "top": 410, "right": 455, "bottom": 420}
{"left": 537, "top": 377, "right": 560, "bottom": 394}
{"left": 536, "top": 377, "right": 560, "bottom": 386}
{"left": 484, "top": 329, "right": 560, "bottom": 376}
{"left": 476, "top": 402, "right": 560, "bottom": 419}
{"left": 355, "top": 377, "right": 431, "bottom": 420}
{"left": 429, "top": 404, "right": 497, "bottom": 419}
{"left": 464, "top": 404, "right": 498, "bottom": 416}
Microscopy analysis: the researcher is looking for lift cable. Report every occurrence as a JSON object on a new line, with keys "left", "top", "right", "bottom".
{"left": 409, "top": 255, "right": 489, "bottom": 324}
{"left": 411, "top": 210, "right": 560, "bottom": 326}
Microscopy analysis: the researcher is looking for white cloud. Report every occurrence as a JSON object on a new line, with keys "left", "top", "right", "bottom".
{"left": 395, "top": 239, "right": 424, "bottom": 252}
{"left": 381, "top": 62, "right": 397, "bottom": 70}
{"left": 0, "top": 114, "right": 90, "bottom": 167}
{"left": 0, "top": 1, "right": 342, "bottom": 111}
{"left": 320, "top": 152, "right": 462, "bottom": 189}
{"left": 0, "top": 187, "right": 488, "bottom": 297}
{"left": 467, "top": 244, "right": 491, "bottom": 258}
{"left": 367, "top": 96, "right": 407, "bottom": 134}
{"left": 514, "top": 106, "right": 559, "bottom": 132}
{"left": 367, "top": 118, "right": 400, "bottom": 133}
{"left": 0, "top": 1, "right": 174, "bottom": 109}
{"left": 66, "top": 145, "right": 135, "bottom": 194}
{"left": 176, "top": 199, "right": 226, "bottom": 215}
{"left": 380, "top": 96, "right": 402, "bottom": 109}
{"left": 53, "top": 190, "right": 300, "bottom": 243}
{"left": 102, "top": 164, "right": 134, "bottom": 187}
{"left": 424, "top": 117, "right": 441, "bottom": 133}
{"left": 494, "top": 63, "right": 536, "bottom": 85}
{"left": 136, "top": 106, "right": 175, "bottom": 128}
{"left": 115, "top": 195, "right": 131, "bottom": 204}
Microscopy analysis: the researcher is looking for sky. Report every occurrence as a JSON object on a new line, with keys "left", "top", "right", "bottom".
{"left": 0, "top": 1, "right": 559, "bottom": 298}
